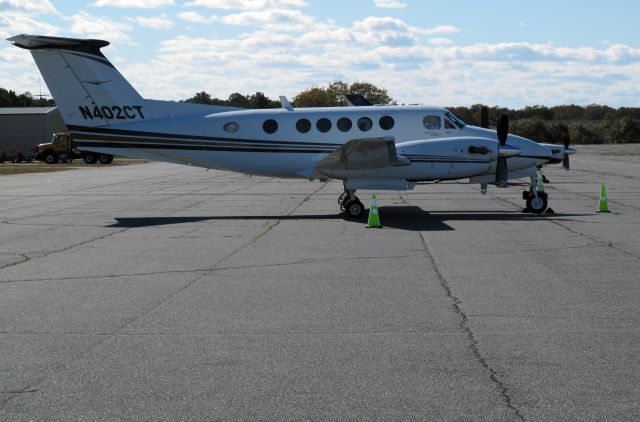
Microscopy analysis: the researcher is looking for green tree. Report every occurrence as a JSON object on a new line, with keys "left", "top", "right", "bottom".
{"left": 185, "top": 91, "right": 216, "bottom": 105}
{"left": 248, "top": 92, "right": 280, "bottom": 109}
{"left": 292, "top": 81, "right": 394, "bottom": 108}
{"left": 291, "top": 86, "right": 336, "bottom": 107}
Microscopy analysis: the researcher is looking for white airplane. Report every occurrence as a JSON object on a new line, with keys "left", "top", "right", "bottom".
{"left": 10, "top": 34, "right": 575, "bottom": 217}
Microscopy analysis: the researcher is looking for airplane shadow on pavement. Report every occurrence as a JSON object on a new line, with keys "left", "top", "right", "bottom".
{"left": 110, "top": 206, "right": 589, "bottom": 232}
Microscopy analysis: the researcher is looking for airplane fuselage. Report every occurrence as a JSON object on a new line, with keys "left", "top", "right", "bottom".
{"left": 70, "top": 104, "right": 552, "bottom": 183}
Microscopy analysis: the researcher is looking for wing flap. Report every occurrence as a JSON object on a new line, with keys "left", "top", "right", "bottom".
{"left": 313, "top": 136, "right": 409, "bottom": 178}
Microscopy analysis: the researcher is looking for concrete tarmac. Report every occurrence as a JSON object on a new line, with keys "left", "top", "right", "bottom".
{"left": 1, "top": 144, "right": 639, "bottom": 421}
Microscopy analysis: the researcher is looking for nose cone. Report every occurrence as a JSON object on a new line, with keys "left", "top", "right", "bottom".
{"left": 566, "top": 147, "right": 577, "bottom": 156}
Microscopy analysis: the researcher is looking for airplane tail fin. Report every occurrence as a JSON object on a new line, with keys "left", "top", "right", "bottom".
{"left": 9, "top": 34, "right": 148, "bottom": 128}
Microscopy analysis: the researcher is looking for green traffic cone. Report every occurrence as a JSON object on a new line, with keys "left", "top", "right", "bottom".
{"left": 367, "top": 193, "right": 382, "bottom": 228}
{"left": 596, "top": 184, "right": 610, "bottom": 213}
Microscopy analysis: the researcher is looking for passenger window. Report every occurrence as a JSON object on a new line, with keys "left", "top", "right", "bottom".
{"left": 224, "top": 122, "right": 239, "bottom": 133}
{"left": 263, "top": 119, "right": 278, "bottom": 134}
{"left": 379, "top": 115, "right": 394, "bottom": 130}
{"left": 423, "top": 115, "right": 440, "bottom": 130}
{"left": 316, "top": 118, "right": 331, "bottom": 133}
{"left": 357, "top": 117, "right": 372, "bottom": 131}
{"left": 296, "top": 118, "right": 311, "bottom": 133}
{"left": 337, "top": 117, "right": 352, "bottom": 132}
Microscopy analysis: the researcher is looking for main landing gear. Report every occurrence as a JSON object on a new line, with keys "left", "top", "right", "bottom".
{"left": 338, "top": 188, "right": 365, "bottom": 218}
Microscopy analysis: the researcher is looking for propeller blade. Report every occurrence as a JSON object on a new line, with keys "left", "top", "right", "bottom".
{"left": 497, "top": 114, "right": 509, "bottom": 146}
{"left": 481, "top": 106, "right": 489, "bottom": 128}
{"left": 561, "top": 129, "right": 571, "bottom": 170}
{"left": 495, "top": 157, "right": 508, "bottom": 187}
{"left": 495, "top": 114, "right": 510, "bottom": 185}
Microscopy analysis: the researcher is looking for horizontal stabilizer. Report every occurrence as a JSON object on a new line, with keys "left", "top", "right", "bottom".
{"left": 8, "top": 34, "right": 109, "bottom": 57}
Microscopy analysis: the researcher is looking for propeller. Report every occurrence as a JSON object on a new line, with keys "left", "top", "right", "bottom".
{"left": 561, "top": 129, "right": 571, "bottom": 170}
{"left": 480, "top": 106, "right": 489, "bottom": 129}
{"left": 495, "top": 114, "right": 509, "bottom": 187}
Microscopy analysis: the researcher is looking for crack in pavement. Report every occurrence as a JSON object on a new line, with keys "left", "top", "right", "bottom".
{"left": 0, "top": 181, "right": 327, "bottom": 411}
{"left": 0, "top": 254, "right": 31, "bottom": 270}
{"left": 398, "top": 194, "right": 526, "bottom": 421}
{"left": 0, "top": 177, "right": 252, "bottom": 275}
{"left": 493, "top": 195, "right": 640, "bottom": 259}
{"left": 417, "top": 230, "right": 526, "bottom": 421}
{"left": 0, "top": 253, "right": 417, "bottom": 284}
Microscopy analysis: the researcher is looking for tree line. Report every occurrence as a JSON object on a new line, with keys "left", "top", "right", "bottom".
{"left": 2, "top": 82, "right": 638, "bottom": 144}
{"left": 0, "top": 87, "right": 55, "bottom": 107}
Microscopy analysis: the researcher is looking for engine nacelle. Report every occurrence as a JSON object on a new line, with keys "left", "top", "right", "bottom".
{"left": 396, "top": 137, "right": 499, "bottom": 162}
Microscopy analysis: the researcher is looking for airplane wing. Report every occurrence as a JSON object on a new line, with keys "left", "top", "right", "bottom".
{"left": 313, "top": 136, "right": 410, "bottom": 178}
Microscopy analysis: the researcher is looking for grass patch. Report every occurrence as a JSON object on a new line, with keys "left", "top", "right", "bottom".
{"left": 0, "top": 158, "right": 147, "bottom": 176}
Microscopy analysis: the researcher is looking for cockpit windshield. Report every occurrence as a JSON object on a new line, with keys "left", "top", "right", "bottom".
{"left": 444, "top": 111, "right": 466, "bottom": 129}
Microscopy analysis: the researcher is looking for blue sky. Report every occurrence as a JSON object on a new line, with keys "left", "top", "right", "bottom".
{"left": 0, "top": 0, "right": 638, "bottom": 107}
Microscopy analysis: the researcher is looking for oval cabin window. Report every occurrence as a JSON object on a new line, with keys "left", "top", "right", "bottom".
{"left": 316, "top": 118, "right": 332, "bottom": 133}
{"left": 223, "top": 122, "right": 239, "bottom": 133}
{"left": 379, "top": 115, "right": 395, "bottom": 130}
{"left": 296, "top": 118, "right": 311, "bottom": 133}
{"left": 263, "top": 119, "right": 278, "bottom": 134}
{"left": 337, "top": 117, "right": 352, "bottom": 132}
{"left": 357, "top": 117, "right": 373, "bottom": 132}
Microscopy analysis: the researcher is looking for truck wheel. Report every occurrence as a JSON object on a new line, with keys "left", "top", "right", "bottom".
{"left": 83, "top": 153, "right": 98, "bottom": 164}
{"left": 99, "top": 154, "right": 113, "bottom": 164}
{"left": 44, "top": 151, "right": 58, "bottom": 164}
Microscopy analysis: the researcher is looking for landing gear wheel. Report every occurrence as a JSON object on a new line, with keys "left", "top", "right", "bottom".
{"left": 98, "top": 154, "right": 113, "bottom": 164}
{"left": 83, "top": 153, "right": 98, "bottom": 164}
{"left": 344, "top": 199, "right": 365, "bottom": 219}
{"left": 44, "top": 152, "right": 58, "bottom": 164}
{"left": 526, "top": 191, "right": 548, "bottom": 214}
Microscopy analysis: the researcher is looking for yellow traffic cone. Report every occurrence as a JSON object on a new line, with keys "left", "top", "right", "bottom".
{"left": 596, "top": 184, "right": 610, "bottom": 213}
{"left": 367, "top": 193, "right": 382, "bottom": 228}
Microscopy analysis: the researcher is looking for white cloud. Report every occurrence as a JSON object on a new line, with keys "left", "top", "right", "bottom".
{"left": 177, "top": 11, "right": 216, "bottom": 24}
{"left": 93, "top": 0, "right": 174, "bottom": 8}
{"left": 219, "top": 9, "right": 314, "bottom": 31}
{"left": 0, "top": 0, "right": 57, "bottom": 14}
{"left": 4, "top": 8, "right": 638, "bottom": 108}
{"left": 418, "top": 25, "right": 461, "bottom": 36}
{"left": 428, "top": 38, "right": 453, "bottom": 46}
{"left": 67, "top": 11, "right": 133, "bottom": 44}
{"left": 373, "top": 0, "right": 406, "bottom": 8}
{"left": 132, "top": 14, "right": 174, "bottom": 29}
{"left": 124, "top": 20, "right": 640, "bottom": 108}
{"left": 185, "top": 0, "right": 307, "bottom": 10}
{"left": 0, "top": 11, "right": 60, "bottom": 38}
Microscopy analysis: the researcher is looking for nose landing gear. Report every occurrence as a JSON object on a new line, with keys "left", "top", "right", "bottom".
{"left": 524, "top": 190, "right": 548, "bottom": 214}
{"left": 523, "top": 174, "right": 549, "bottom": 214}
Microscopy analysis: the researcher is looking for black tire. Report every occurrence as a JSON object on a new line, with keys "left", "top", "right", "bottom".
{"left": 83, "top": 152, "right": 98, "bottom": 164}
{"left": 44, "top": 151, "right": 58, "bottom": 164}
{"left": 98, "top": 154, "right": 113, "bottom": 164}
{"left": 526, "top": 192, "right": 548, "bottom": 214}
{"left": 344, "top": 199, "right": 365, "bottom": 218}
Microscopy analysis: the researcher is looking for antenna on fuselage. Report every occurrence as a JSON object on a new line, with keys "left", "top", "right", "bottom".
{"left": 279, "top": 96, "right": 294, "bottom": 111}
